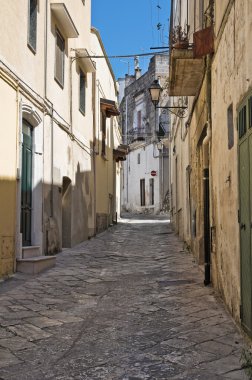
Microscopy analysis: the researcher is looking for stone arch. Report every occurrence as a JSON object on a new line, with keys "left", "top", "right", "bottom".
{"left": 22, "top": 104, "right": 42, "bottom": 128}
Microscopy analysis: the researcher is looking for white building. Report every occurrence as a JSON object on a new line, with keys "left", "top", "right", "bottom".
{"left": 119, "top": 55, "right": 170, "bottom": 215}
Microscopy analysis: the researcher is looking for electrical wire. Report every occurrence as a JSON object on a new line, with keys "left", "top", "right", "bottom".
{"left": 77, "top": 51, "right": 169, "bottom": 59}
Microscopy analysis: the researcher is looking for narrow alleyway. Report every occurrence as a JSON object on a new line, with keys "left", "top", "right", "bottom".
{"left": 0, "top": 216, "right": 249, "bottom": 380}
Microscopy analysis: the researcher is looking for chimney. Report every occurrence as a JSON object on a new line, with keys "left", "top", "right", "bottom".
{"left": 134, "top": 56, "right": 142, "bottom": 80}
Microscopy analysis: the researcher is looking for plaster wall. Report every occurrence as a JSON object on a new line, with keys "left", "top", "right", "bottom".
{"left": 210, "top": 0, "right": 252, "bottom": 321}
{"left": 0, "top": 79, "right": 17, "bottom": 276}
{"left": 123, "top": 144, "right": 160, "bottom": 214}
{"left": 47, "top": 1, "right": 92, "bottom": 136}
{"left": 188, "top": 78, "right": 208, "bottom": 265}
{"left": 0, "top": 1, "right": 45, "bottom": 95}
{"left": 170, "top": 118, "right": 190, "bottom": 243}
{"left": 91, "top": 29, "right": 121, "bottom": 232}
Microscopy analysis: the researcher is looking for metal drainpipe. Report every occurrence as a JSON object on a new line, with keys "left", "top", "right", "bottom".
{"left": 125, "top": 95, "right": 129, "bottom": 204}
{"left": 92, "top": 71, "right": 97, "bottom": 235}
{"left": 203, "top": 125, "right": 211, "bottom": 285}
{"left": 202, "top": 0, "right": 214, "bottom": 286}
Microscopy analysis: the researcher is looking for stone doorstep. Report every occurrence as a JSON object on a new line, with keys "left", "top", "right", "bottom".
{"left": 22, "top": 246, "right": 40, "bottom": 259}
{"left": 16, "top": 256, "right": 56, "bottom": 275}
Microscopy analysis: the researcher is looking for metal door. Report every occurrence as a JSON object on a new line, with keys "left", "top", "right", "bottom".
{"left": 21, "top": 120, "right": 33, "bottom": 246}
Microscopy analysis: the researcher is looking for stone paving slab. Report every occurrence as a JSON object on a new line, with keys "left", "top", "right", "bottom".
{"left": 0, "top": 215, "right": 250, "bottom": 379}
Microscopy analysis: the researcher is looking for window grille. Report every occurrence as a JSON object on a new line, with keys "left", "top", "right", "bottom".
{"left": 238, "top": 105, "right": 247, "bottom": 139}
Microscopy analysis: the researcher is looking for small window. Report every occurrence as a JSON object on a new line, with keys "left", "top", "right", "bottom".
{"left": 137, "top": 153, "right": 140, "bottom": 164}
{"left": 149, "top": 178, "right": 154, "bottom": 205}
{"left": 137, "top": 110, "right": 141, "bottom": 129}
{"left": 79, "top": 70, "right": 86, "bottom": 114}
{"left": 28, "top": 0, "right": 38, "bottom": 52}
{"left": 238, "top": 105, "right": 247, "bottom": 139}
{"left": 140, "top": 179, "right": 145, "bottom": 206}
{"left": 55, "top": 29, "right": 65, "bottom": 87}
{"left": 101, "top": 112, "right": 106, "bottom": 156}
{"left": 227, "top": 103, "right": 234, "bottom": 149}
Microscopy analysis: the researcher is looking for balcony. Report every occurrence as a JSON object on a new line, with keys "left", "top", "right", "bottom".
{"left": 169, "top": 26, "right": 214, "bottom": 96}
{"left": 169, "top": 48, "right": 204, "bottom": 96}
{"left": 51, "top": 3, "right": 79, "bottom": 38}
{"left": 128, "top": 127, "right": 150, "bottom": 144}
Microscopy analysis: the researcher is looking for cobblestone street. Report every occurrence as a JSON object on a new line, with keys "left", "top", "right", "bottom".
{"left": 0, "top": 216, "right": 250, "bottom": 379}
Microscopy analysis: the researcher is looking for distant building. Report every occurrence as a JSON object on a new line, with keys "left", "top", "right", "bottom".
{"left": 119, "top": 55, "right": 170, "bottom": 214}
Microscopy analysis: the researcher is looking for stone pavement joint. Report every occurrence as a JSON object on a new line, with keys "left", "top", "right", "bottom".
{"left": 0, "top": 214, "right": 250, "bottom": 379}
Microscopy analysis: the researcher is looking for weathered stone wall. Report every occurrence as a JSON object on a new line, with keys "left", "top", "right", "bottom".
{"left": 210, "top": 0, "right": 252, "bottom": 322}
{"left": 96, "top": 214, "right": 108, "bottom": 234}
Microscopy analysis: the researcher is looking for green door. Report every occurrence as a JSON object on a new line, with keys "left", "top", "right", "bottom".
{"left": 239, "top": 136, "right": 252, "bottom": 333}
{"left": 239, "top": 98, "right": 252, "bottom": 335}
{"left": 21, "top": 120, "right": 33, "bottom": 246}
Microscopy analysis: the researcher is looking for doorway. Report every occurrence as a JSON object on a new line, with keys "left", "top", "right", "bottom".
{"left": 62, "top": 176, "right": 72, "bottom": 248}
{"left": 21, "top": 120, "right": 33, "bottom": 246}
{"left": 239, "top": 97, "right": 252, "bottom": 335}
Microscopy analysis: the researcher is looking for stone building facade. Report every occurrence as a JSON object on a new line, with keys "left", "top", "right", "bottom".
{"left": 169, "top": 0, "right": 252, "bottom": 337}
{"left": 119, "top": 55, "right": 170, "bottom": 214}
{"left": 0, "top": 1, "right": 122, "bottom": 277}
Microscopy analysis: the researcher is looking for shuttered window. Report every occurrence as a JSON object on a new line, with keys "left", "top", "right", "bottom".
{"left": 79, "top": 70, "right": 86, "bottom": 114}
{"left": 140, "top": 179, "right": 145, "bottom": 206}
{"left": 137, "top": 110, "right": 141, "bottom": 129}
{"left": 101, "top": 112, "right": 106, "bottom": 156}
{"left": 149, "top": 178, "right": 154, "bottom": 205}
{"left": 227, "top": 103, "right": 234, "bottom": 149}
{"left": 55, "top": 29, "right": 65, "bottom": 87}
{"left": 239, "top": 105, "right": 247, "bottom": 139}
{"left": 28, "top": 0, "right": 38, "bottom": 52}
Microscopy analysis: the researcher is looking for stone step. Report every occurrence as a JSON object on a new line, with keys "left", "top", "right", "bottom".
{"left": 16, "top": 256, "right": 56, "bottom": 275}
{"left": 22, "top": 246, "right": 40, "bottom": 259}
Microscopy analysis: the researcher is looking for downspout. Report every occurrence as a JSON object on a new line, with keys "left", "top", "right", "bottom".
{"left": 92, "top": 70, "right": 97, "bottom": 235}
{"left": 203, "top": 123, "right": 211, "bottom": 285}
{"left": 44, "top": 0, "right": 48, "bottom": 99}
{"left": 43, "top": 0, "right": 48, "bottom": 252}
{"left": 15, "top": 84, "right": 22, "bottom": 262}
{"left": 125, "top": 95, "right": 129, "bottom": 204}
{"left": 203, "top": 0, "right": 214, "bottom": 286}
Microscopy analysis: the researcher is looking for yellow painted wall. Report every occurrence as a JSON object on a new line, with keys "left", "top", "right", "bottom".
{"left": 0, "top": 77, "right": 17, "bottom": 276}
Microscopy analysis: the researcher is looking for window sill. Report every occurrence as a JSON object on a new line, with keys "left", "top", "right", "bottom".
{"left": 27, "top": 43, "right": 36, "bottom": 55}
{"left": 79, "top": 108, "right": 85, "bottom": 116}
{"left": 54, "top": 77, "right": 64, "bottom": 89}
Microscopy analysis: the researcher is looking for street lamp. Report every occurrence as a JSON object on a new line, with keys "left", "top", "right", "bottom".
{"left": 148, "top": 79, "right": 187, "bottom": 112}
{"left": 148, "top": 79, "right": 163, "bottom": 107}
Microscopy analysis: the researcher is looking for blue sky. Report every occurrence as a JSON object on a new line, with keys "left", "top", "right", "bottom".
{"left": 91, "top": 0, "right": 170, "bottom": 79}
